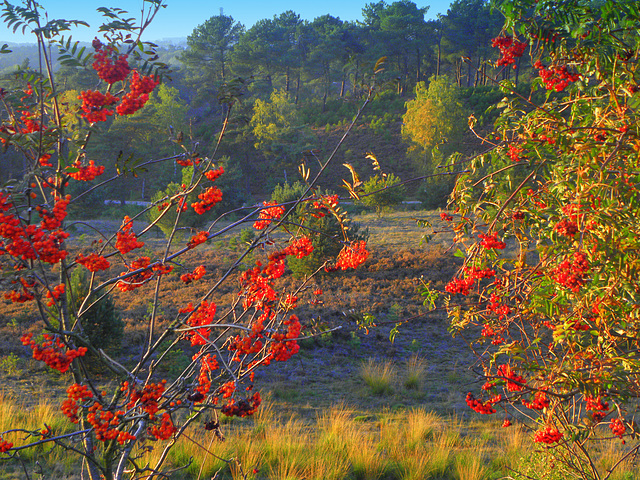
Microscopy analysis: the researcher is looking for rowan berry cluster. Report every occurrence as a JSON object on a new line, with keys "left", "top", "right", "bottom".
{"left": 533, "top": 426, "right": 563, "bottom": 444}
{"left": 67, "top": 160, "right": 105, "bottom": 182}
{"left": 116, "top": 71, "right": 159, "bottom": 116}
{"left": 61, "top": 383, "right": 94, "bottom": 423}
{"left": 466, "top": 392, "right": 501, "bottom": 414}
{"left": 585, "top": 395, "right": 609, "bottom": 422}
{"left": 76, "top": 252, "right": 111, "bottom": 272}
{"left": 445, "top": 276, "right": 475, "bottom": 295}
{"left": 92, "top": 42, "right": 131, "bottom": 84}
{"left": 610, "top": 418, "right": 626, "bottom": 439}
{"left": 331, "top": 240, "right": 369, "bottom": 270}
{"left": 37, "top": 195, "right": 70, "bottom": 230}
{"left": 115, "top": 216, "right": 144, "bottom": 254}
{"left": 21, "top": 333, "right": 87, "bottom": 373}
{"left": 87, "top": 402, "right": 132, "bottom": 443}
{"left": 181, "top": 265, "right": 206, "bottom": 284}
{"left": 440, "top": 212, "right": 453, "bottom": 221}
{"left": 78, "top": 90, "right": 119, "bottom": 123}
{"left": 268, "top": 315, "right": 302, "bottom": 362}
{"left": 488, "top": 293, "right": 511, "bottom": 319}
{"left": 116, "top": 256, "right": 152, "bottom": 292}
{"left": 194, "top": 353, "right": 219, "bottom": 397}
{"left": 553, "top": 251, "right": 589, "bottom": 292}
{"left": 204, "top": 166, "right": 224, "bottom": 181}
{"left": 534, "top": 60, "right": 580, "bottom": 92}
{"left": 497, "top": 364, "right": 526, "bottom": 391}
{"left": 491, "top": 35, "right": 527, "bottom": 67}
{"left": 184, "top": 301, "right": 216, "bottom": 346}
{"left": 253, "top": 201, "right": 286, "bottom": 229}
{"left": 523, "top": 391, "right": 550, "bottom": 410}
{"left": 191, "top": 186, "right": 222, "bottom": 214}
{"left": 148, "top": 412, "right": 175, "bottom": 440}
{"left": 479, "top": 232, "right": 506, "bottom": 249}
{"left": 45, "top": 283, "right": 65, "bottom": 307}
{"left": 507, "top": 144, "right": 523, "bottom": 162}
{"left": 0, "top": 437, "right": 12, "bottom": 453}
{"left": 187, "top": 231, "right": 209, "bottom": 249}
{"left": 121, "top": 380, "right": 167, "bottom": 418}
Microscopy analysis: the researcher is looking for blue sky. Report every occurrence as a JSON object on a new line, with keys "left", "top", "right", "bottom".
{"left": 1, "top": 0, "right": 453, "bottom": 43}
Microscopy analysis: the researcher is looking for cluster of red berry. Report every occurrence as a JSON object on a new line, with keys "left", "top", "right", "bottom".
{"left": 78, "top": 90, "right": 119, "bottom": 123}
{"left": 115, "top": 216, "right": 145, "bottom": 254}
{"left": 181, "top": 265, "right": 206, "bottom": 284}
{"left": 479, "top": 232, "right": 506, "bottom": 250}
{"left": 116, "top": 256, "right": 153, "bottom": 292}
{"left": 253, "top": 201, "right": 286, "bottom": 230}
{"left": 466, "top": 392, "right": 501, "bottom": 414}
{"left": 523, "top": 391, "right": 550, "bottom": 410}
{"left": 610, "top": 418, "right": 626, "bottom": 440}
{"left": 0, "top": 437, "right": 12, "bottom": 453}
{"left": 491, "top": 35, "right": 527, "bottom": 67}
{"left": 184, "top": 301, "right": 217, "bottom": 346}
{"left": 533, "top": 426, "right": 563, "bottom": 444}
{"left": 187, "top": 231, "right": 209, "bottom": 249}
{"left": 497, "top": 364, "right": 526, "bottom": 392}
{"left": 585, "top": 395, "right": 609, "bottom": 422}
{"left": 147, "top": 412, "right": 176, "bottom": 440}
{"left": 191, "top": 186, "right": 222, "bottom": 215}
{"left": 116, "top": 71, "right": 159, "bottom": 116}
{"left": 507, "top": 144, "right": 524, "bottom": 162}
{"left": 488, "top": 293, "right": 512, "bottom": 320}
{"left": 45, "top": 283, "right": 65, "bottom": 307}
{"left": 61, "top": 383, "right": 94, "bottom": 423}
{"left": 21, "top": 333, "right": 87, "bottom": 373}
{"left": 330, "top": 240, "right": 369, "bottom": 271}
{"left": 553, "top": 251, "right": 589, "bottom": 292}
{"left": 92, "top": 40, "right": 131, "bottom": 84}
{"left": 76, "top": 252, "right": 111, "bottom": 272}
{"left": 534, "top": 60, "right": 580, "bottom": 92}
{"left": 67, "top": 160, "right": 105, "bottom": 182}
{"left": 37, "top": 194, "right": 70, "bottom": 230}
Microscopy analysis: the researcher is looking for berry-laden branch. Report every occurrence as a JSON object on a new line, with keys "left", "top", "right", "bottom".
{"left": 433, "top": 1, "right": 640, "bottom": 479}
{"left": 0, "top": 2, "right": 372, "bottom": 479}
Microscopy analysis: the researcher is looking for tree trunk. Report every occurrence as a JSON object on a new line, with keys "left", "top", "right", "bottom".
{"left": 295, "top": 73, "right": 300, "bottom": 104}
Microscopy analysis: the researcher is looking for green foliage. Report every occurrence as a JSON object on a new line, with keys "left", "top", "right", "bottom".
{"left": 69, "top": 268, "right": 123, "bottom": 353}
{"left": 250, "top": 89, "right": 313, "bottom": 159}
{"left": 147, "top": 166, "right": 202, "bottom": 240}
{"left": 445, "top": 0, "right": 640, "bottom": 478}
{"left": 360, "top": 173, "right": 405, "bottom": 215}
{"left": 402, "top": 76, "right": 468, "bottom": 171}
{"left": 417, "top": 177, "right": 455, "bottom": 209}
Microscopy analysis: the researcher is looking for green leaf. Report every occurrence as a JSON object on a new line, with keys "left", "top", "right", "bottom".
{"left": 454, "top": 248, "right": 466, "bottom": 258}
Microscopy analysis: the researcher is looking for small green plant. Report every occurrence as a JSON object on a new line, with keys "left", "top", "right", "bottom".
{"left": 0, "top": 354, "right": 22, "bottom": 376}
{"left": 361, "top": 358, "right": 395, "bottom": 396}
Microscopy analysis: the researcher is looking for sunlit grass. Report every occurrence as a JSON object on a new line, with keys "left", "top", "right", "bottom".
{"left": 403, "top": 354, "right": 427, "bottom": 390}
{"left": 361, "top": 357, "right": 396, "bottom": 395}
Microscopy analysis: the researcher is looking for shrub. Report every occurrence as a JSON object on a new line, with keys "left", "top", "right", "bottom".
{"left": 360, "top": 173, "right": 405, "bottom": 216}
{"left": 68, "top": 268, "right": 123, "bottom": 354}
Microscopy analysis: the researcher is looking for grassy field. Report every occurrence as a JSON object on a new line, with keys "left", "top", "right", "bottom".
{"left": 2, "top": 210, "right": 639, "bottom": 479}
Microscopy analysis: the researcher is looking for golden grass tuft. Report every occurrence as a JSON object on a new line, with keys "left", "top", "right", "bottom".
{"left": 360, "top": 357, "right": 396, "bottom": 395}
